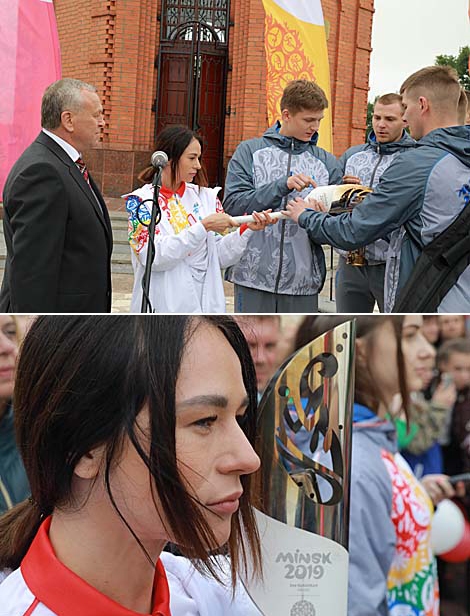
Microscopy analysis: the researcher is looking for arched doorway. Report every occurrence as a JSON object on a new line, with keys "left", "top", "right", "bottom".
{"left": 156, "top": 0, "right": 230, "bottom": 186}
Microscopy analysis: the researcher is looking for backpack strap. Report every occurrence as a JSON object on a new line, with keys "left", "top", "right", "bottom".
{"left": 393, "top": 204, "right": 470, "bottom": 312}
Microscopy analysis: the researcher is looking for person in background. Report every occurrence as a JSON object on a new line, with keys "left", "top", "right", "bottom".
{"left": 439, "top": 338, "right": 470, "bottom": 480}
{"left": 335, "top": 93, "right": 414, "bottom": 313}
{"left": 422, "top": 314, "right": 441, "bottom": 346}
{"left": 399, "top": 353, "right": 457, "bottom": 479}
{"left": 465, "top": 90, "right": 470, "bottom": 125}
{"left": 235, "top": 316, "right": 282, "bottom": 398}
{"left": 284, "top": 66, "right": 469, "bottom": 312}
{"left": 457, "top": 88, "right": 469, "bottom": 125}
{"left": 223, "top": 79, "right": 342, "bottom": 313}
{"left": 293, "top": 314, "right": 460, "bottom": 615}
{"left": 0, "top": 316, "right": 29, "bottom": 515}
{"left": 438, "top": 315, "right": 467, "bottom": 345}
{"left": 125, "top": 126, "right": 274, "bottom": 313}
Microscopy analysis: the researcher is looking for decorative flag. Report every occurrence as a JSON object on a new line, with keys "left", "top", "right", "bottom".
{"left": 261, "top": 0, "right": 333, "bottom": 152}
{"left": 0, "top": 0, "right": 61, "bottom": 195}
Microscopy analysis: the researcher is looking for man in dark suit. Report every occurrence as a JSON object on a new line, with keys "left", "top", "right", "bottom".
{"left": 0, "top": 78, "right": 113, "bottom": 312}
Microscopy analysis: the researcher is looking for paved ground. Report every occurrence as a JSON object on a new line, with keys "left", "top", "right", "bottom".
{"left": 111, "top": 275, "right": 250, "bottom": 313}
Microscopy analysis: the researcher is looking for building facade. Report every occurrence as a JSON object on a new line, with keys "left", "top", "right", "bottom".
{"left": 54, "top": 0, "right": 374, "bottom": 196}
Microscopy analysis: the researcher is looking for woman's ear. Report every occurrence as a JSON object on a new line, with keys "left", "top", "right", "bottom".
{"left": 74, "top": 446, "right": 105, "bottom": 480}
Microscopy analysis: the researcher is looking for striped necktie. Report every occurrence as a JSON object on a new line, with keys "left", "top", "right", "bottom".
{"left": 75, "top": 157, "right": 90, "bottom": 186}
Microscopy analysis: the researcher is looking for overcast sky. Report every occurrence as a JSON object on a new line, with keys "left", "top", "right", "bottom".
{"left": 368, "top": 0, "right": 469, "bottom": 101}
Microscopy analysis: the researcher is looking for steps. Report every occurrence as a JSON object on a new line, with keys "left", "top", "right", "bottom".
{"left": 0, "top": 210, "right": 134, "bottom": 277}
{"left": 109, "top": 210, "right": 133, "bottom": 275}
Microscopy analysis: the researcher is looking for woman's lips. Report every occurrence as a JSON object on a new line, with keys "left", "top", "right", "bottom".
{"left": 207, "top": 492, "right": 242, "bottom": 515}
{"left": 207, "top": 499, "right": 240, "bottom": 515}
{"left": 0, "top": 367, "right": 15, "bottom": 378}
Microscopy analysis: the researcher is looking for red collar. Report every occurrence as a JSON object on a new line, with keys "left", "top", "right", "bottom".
{"left": 160, "top": 182, "right": 186, "bottom": 200}
{"left": 21, "top": 517, "right": 171, "bottom": 616}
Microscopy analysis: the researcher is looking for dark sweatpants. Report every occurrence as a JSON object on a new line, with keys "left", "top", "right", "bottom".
{"left": 233, "top": 284, "right": 319, "bottom": 314}
{"left": 335, "top": 256, "right": 385, "bottom": 313}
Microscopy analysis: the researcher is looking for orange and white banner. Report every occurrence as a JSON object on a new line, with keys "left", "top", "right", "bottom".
{"left": 262, "top": 0, "right": 333, "bottom": 152}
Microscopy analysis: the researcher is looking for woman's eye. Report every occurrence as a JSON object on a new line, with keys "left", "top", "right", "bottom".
{"left": 194, "top": 416, "right": 217, "bottom": 429}
{"left": 3, "top": 328, "right": 16, "bottom": 340}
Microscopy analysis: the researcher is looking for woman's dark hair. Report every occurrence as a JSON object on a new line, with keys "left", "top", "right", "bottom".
{"left": 294, "top": 316, "right": 409, "bottom": 418}
{"left": 138, "top": 125, "right": 208, "bottom": 188}
{"left": 0, "top": 316, "right": 261, "bottom": 585}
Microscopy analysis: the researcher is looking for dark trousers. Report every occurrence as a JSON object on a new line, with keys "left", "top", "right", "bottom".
{"left": 234, "top": 284, "right": 319, "bottom": 313}
{"left": 335, "top": 257, "right": 385, "bottom": 313}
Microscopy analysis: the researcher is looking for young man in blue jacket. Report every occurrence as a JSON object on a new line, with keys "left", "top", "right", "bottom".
{"left": 284, "top": 66, "right": 470, "bottom": 312}
{"left": 223, "top": 80, "right": 342, "bottom": 313}
{"left": 335, "top": 93, "right": 415, "bottom": 312}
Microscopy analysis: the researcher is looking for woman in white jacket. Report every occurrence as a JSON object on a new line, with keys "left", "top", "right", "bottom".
{"left": 126, "top": 126, "right": 274, "bottom": 313}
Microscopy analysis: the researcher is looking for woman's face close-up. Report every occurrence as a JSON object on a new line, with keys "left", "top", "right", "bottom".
{"left": 175, "top": 323, "right": 260, "bottom": 548}
{"left": 176, "top": 137, "right": 202, "bottom": 185}
{"left": 105, "top": 322, "right": 259, "bottom": 552}
{"left": 0, "top": 316, "right": 18, "bottom": 403}
{"left": 401, "top": 315, "right": 436, "bottom": 392}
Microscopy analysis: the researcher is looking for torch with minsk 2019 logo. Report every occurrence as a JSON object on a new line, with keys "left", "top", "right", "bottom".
{"left": 242, "top": 321, "right": 355, "bottom": 616}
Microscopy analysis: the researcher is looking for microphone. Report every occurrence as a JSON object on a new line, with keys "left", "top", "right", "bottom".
{"left": 151, "top": 151, "right": 168, "bottom": 169}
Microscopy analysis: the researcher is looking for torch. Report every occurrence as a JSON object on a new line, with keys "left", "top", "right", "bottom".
{"left": 242, "top": 320, "right": 355, "bottom": 616}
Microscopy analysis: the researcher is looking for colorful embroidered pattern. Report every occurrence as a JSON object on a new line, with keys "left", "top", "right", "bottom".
{"left": 127, "top": 186, "right": 209, "bottom": 255}
{"left": 382, "top": 451, "right": 439, "bottom": 616}
{"left": 126, "top": 194, "right": 151, "bottom": 254}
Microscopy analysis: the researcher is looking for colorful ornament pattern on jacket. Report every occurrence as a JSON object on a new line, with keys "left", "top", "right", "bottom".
{"left": 381, "top": 450, "right": 439, "bottom": 616}
{"left": 127, "top": 187, "right": 224, "bottom": 255}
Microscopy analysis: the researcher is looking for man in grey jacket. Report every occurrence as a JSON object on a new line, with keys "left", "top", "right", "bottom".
{"left": 336, "top": 93, "right": 415, "bottom": 312}
{"left": 223, "top": 80, "right": 342, "bottom": 313}
{"left": 284, "top": 66, "right": 470, "bottom": 312}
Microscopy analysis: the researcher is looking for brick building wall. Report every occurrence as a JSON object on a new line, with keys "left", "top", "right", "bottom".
{"left": 54, "top": 0, "right": 374, "bottom": 196}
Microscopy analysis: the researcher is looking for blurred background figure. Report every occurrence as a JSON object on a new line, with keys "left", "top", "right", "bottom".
{"left": 439, "top": 338, "right": 470, "bottom": 479}
{"left": 234, "top": 316, "right": 282, "bottom": 398}
{"left": 292, "top": 314, "right": 461, "bottom": 615}
{"left": 438, "top": 315, "right": 467, "bottom": 345}
{"left": 0, "top": 316, "right": 29, "bottom": 515}
{"left": 422, "top": 314, "right": 440, "bottom": 346}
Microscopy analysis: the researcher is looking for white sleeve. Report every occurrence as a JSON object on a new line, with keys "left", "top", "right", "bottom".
{"left": 161, "top": 552, "right": 262, "bottom": 616}
{"left": 127, "top": 193, "right": 209, "bottom": 272}
{"left": 215, "top": 228, "right": 254, "bottom": 270}
{"left": 138, "top": 222, "right": 209, "bottom": 273}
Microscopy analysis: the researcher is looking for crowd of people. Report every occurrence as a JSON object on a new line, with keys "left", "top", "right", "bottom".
{"left": 1, "top": 67, "right": 468, "bottom": 313}
{"left": 0, "top": 314, "right": 469, "bottom": 615}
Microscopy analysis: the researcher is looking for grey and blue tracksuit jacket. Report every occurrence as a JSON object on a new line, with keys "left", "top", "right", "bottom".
{"left": 338, "top": 130, "right": 415, "bottom": 264}
{"left": 223, "top": 123, "right": 342, "bottom": 296}
{"left": 298, "top": 125, "right": 470, "bottom": 311}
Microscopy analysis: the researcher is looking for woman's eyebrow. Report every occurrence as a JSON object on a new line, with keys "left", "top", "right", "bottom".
{"left": 176, "top": 394, "right": 249, "bottom": 411}
{"left": 177, "top": 394, "right": 228, "bottom": 410}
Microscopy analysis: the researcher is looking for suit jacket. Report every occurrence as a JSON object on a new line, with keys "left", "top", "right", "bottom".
{"left": 0, "top": 132, "right": 113, "bottom": 312}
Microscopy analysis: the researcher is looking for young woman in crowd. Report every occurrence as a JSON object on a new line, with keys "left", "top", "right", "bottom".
{"left": 125, "top": 126, "right": 274, "bottom": 313}
{"left": 0, "top": 316, "right": 263, "bottom": 615}
{"left": 295, "top": 314, "right": 460, "bottom": 616}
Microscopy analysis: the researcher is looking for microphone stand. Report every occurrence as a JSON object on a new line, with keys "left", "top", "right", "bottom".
{"left": 140, "top": 166, "right": 163, "bottom": 312}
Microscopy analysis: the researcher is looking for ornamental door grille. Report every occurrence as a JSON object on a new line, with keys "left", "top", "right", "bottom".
{"left": 156, "top": 0, "right": 230, "bottom": 186}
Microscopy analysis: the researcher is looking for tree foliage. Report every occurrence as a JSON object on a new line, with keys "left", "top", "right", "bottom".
{"left": 435, "top": 46, "right": 470, "bottom": 88}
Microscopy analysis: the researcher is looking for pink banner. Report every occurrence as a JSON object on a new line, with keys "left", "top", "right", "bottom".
{"left": 0, "top": 0, "right": 61, "bottom": 196}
